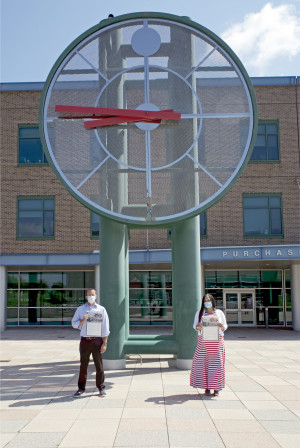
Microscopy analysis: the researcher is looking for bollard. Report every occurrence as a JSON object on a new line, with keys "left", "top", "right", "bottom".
{"left": 265, "top": 307, "right": 269, "bottom": 329}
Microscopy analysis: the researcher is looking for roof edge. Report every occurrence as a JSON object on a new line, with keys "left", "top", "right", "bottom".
{"left": 1, "top": 76, "right": 299, "bottom": 92}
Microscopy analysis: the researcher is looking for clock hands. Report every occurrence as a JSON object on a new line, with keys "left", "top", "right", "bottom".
{"left": 55, "top": 105, "right": 181, "bottom": 128}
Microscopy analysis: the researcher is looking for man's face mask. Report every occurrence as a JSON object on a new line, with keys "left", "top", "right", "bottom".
{"left": 87, "top": 295, "right": 96, "bottom": 304}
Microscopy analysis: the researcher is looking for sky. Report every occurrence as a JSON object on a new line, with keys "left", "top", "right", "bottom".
{"left": 1, "top": 0, "right": 299, "bottom": 83}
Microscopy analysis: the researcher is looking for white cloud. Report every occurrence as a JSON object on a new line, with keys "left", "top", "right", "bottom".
{"left": 221, "top": 2, "right": 300, "bottom": 76}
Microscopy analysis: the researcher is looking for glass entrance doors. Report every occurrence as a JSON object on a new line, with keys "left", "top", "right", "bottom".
{"left": 224, "top": 289, "right": 256, "bottom": 325}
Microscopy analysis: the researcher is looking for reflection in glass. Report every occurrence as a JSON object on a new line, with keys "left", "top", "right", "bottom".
{"left": 7, "top": 273, "right": 18, "bottom": 289}
{"left": 19, "top": 308, "right": 39, "bottom": 325}
{"left": 256, "top": 289, "right": 283, "bottom": 307}
{"left": 7, "top": 290, "right": 18, "bottom": 307}
{"left": 40, "top": 290, "right": 64, "bottom": 307}
{"left": 41, "top": 272, "right": 63, "bottom": 288}
{"left": 226, "top": 312, "right": 238, "bottom": 324}
{"left": 129, "top": 271, "right": 172, "bottom": 289}
{"left": 226, "top": 293, "right": 238, "bottom": 309}
{"left": 129, "top": 307, "right": 173, "bottom": 326}
{"left": 217, "top": 271, "right": 239, "bottom": 288}
{"left": 40, "top": 308, "right": 63, "bottom": 325}
{"left": 285, "top": 270, "right": 290, "bottom": 288}
{"left": 268, "top": 308, "right": 284, "bottom": 326}
{"left": 20, "top": 272, "right": 42, "bottom": 288}
{"left": 63, "top": 272, "right": 84, "bottom": 288}
{"left": 63, "top": 290, "right": 85, "bottom": 306}
{"left": 261, "top": 270, "right": 282, "bottom": 288}
{"left": 240, "top": 271, "right": 260, "bottom": 287}
{"left": 286, "top": 307, "right": 292, "bottom": 325}
{"left": 6, "top": 308, "right": 18, "bottom": 325}
{"left": 62, "top": 308, "right": 77, "bottom": 325}
{"left": 241, "top": 293, "right": 253, "bottom": 309}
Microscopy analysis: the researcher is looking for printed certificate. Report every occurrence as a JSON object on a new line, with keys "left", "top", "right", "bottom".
{"left": 86, "top": 311, "right": 103, "bottom": 337}
{"left": 202, "top": 315, "right": 219, "bottom": 342}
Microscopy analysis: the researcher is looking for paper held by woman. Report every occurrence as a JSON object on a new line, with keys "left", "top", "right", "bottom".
{"left": 202, "top": 315, "right": 219, "bottom": 341}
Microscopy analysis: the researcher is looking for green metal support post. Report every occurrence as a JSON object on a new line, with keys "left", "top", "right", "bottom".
{"left": 100, "top": 216, "right": 127, "bottom": 369}
{"left": 172, "top": 215, "right": 201, "bottom": 369}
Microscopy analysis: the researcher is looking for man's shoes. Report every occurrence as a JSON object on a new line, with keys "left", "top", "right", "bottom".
{"left": 98, "top": 388, "right": 106, "bottom": 396}
{"left": 214, "top": 390, "right": 219, "bottom": 396}
{"left": 205, "top": 389, "right": 211, "bottom": 396}
{"left": 73, "top": 389, "right": 85, "bottom": 397}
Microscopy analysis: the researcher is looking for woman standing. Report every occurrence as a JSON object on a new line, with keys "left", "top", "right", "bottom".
{"left": 190, "top": 294, "right": 227, "bottom": 396}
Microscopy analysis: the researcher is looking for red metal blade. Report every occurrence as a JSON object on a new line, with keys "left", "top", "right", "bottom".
{"left": 84, "top": 116, "right": 162, "bottom": 129}
{"left": 55, "top": 105, "right": 180, "bottom": 121}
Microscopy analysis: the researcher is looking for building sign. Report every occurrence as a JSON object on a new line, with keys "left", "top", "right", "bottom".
{"left": 202, "top": 245, "right": 300, "bottom": 262}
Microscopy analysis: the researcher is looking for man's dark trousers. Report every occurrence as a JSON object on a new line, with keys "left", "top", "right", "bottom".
{"left": 78, "top": 337, "right": 105, "bottom": 390}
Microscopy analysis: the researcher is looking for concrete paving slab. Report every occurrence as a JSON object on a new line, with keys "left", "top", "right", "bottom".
{"left": 118, "top": 418, "right": 167, "bottom": 431}
{"left": 220, "top": 432, "right": 280, "bottom": 448}
{"left": 59, "top": 420, "right": 119, "bottom": 447}
{"left": 114, "top": 430, "right": 169, "bottom": 446}
{"left": 250, "top": 409, "right": 299, "bottom": 421}
{"left": 271, "top": 434, "right": 300, "bottom": 448}
{"left": 0, "top": 420, "right": 29, "bottom": 433}
{"left": 0, "top": 433, "right": 15, "bottom": 448}
{"left": 168, "top": 431, "right": 224, "bottom": 447}
{"left": 4, "top": 432, "right": 66, "bottom": 448}
{"left": 165, "top": 407, "right": 210, "bottom": 419}
{"left": 202, "top": 400, "right": 245, "bottom": 409}
{"left": 260, "top": 420, "right": 300, "bottom": 434}
{"left": 166, "top": 418, "right": 216, "bottom": 432}
{"left": 214, "top": 419, "right": 266, "bottom": 433}
{"left": 207, "top": 409, "right": 255, "bottom": 420}
{"left": 241, "top": 400, "right": 287, "bottom": 410}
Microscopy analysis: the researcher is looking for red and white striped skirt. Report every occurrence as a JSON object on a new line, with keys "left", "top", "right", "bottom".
{"left": 190, "top": 334, "right": 225, "bottom": 391}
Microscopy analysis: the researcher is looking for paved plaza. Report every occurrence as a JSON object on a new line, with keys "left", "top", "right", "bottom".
{"left": 0, "top": 327, "right": 299, "bottom": 448}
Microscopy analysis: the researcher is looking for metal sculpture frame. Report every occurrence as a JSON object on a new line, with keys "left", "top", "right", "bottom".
{"left": 40, "top": 12, "right": 257, "bottom": 369}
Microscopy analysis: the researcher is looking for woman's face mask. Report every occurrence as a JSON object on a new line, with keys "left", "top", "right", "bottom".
{"left": 87, "top": 295, "right": 96, "bottom": 304}
{"left": 204, "top": 301, "right": 212, "bottom": 309}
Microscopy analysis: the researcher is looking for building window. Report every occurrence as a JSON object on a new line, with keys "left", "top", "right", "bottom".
{"left": 6, "top": 270, "right": 94, "bottom": 326}
{"left": 243, "top": 195, "right": 283, "bottom": 237}
{"left": 19, "top": 126, "right": 48, "bottom": 164}
{"left": 17, "top": 197, "right": 55, "bottom": 238}
{"left": 250, "top": 122, "right": 279, "bottom": 162}
{"left": 91, "top": 212, "right": 100, "bottom": 238}
{"left": 200, "top": 212, "right": 206, "bottom": 236}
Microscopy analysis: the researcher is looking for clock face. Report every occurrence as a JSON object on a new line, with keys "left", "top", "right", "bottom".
{"left": 40, "top": 12, "right": 257, "bottom": 226}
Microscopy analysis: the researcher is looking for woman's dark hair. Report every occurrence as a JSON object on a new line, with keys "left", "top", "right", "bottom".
{"left": 198, "top": 294, "right": 216, "bottom": 322}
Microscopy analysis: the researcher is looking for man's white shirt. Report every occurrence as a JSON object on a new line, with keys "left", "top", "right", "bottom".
{"left": 72, "top": 302, "right": 110, "bottom": 337}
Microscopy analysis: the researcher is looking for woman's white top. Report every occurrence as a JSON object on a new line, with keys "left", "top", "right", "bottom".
{"left": 193, "top": 308, "right": 228, "bottom": 336}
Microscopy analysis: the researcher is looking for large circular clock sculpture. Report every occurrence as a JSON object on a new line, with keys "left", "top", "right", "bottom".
{"left": 40, "top": 12, "right": 257, "bottom": 226}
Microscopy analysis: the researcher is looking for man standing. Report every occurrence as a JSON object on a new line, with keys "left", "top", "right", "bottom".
{"left": 72, "top": 288, "right": 109, "bottom": 396}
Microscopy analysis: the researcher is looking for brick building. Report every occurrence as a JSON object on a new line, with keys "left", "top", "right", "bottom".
{"left": 0, "top": 77, "right": 300, "bottom": 331}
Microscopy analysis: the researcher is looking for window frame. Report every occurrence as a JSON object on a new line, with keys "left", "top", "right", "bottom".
{"left": 18, "top": 124, "right": 49, "bottom": 165}
{"left": 249, "top": 121, "right": 280, "bottom": 163}
{"left": 17, "top": 196, "right": 55, "bottom": 240}
{"left": 243, "top": 193, "right": 283, "bottom": 238}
